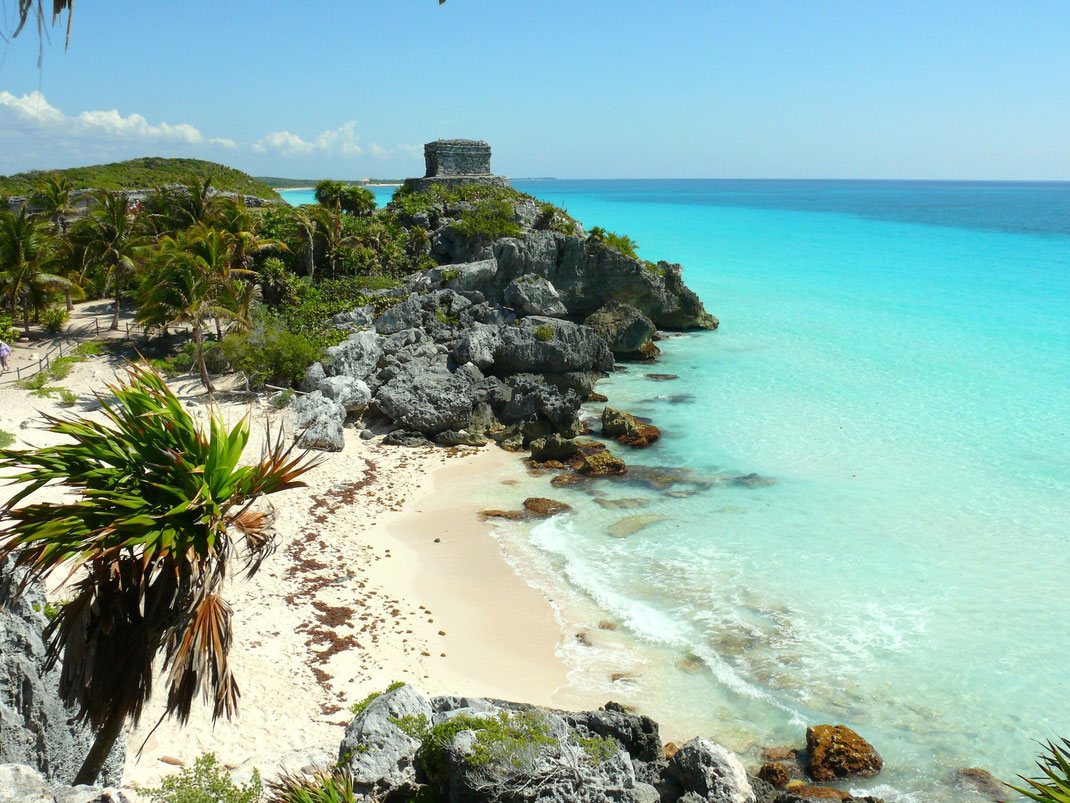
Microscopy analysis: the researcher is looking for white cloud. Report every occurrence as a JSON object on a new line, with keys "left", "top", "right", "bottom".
{"left": 0, "top": 91, "right": 416, "bottom": 169}
{"left": 0, "top": 90, "right": 221, "bottom": 147}
{"left": 252, "top": 121, "right": 364, "bottom": 158}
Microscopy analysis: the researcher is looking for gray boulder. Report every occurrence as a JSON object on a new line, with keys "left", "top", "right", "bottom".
{"left": 453, "top": 324, "right": 500, "bottom": 370}
{"left": 290, "top": 391, "right": 345, "bottom": 452}
{"left": 668, "top": 738, "right": 755, "bottom": 803}
{"left": 374, "top": 365, "right": 477, "bottom": 435}
{"left": 317, "top": 376, "right": 371, "bottom": 413}
{"left": 0, "top": 560, "right": 125, "bottom": 786}
{"left": 494, "top": 317, "right": 614, "bottom": 376}
{"left": 323, "top": 330, "right": 382, "bottom": 381}
{"left": 300, "top": 361, "right": 325, "bottom": 393}
{"left": 0, "top": 764, "right": 53, "bottom": 803}
{"left": 330, "top": 306, "right": 375, "bottom": 331}
{"left": 504, "top": 275, "right": 568, "bottom": 318}
{"left": 584, "top": 301, "right": 658, "bottom": 357}
{"left": 432, "top": 258, "right": 498, "bottom": 292}
{"left": 338, "top": 685, "right": 432, "bottom": 800}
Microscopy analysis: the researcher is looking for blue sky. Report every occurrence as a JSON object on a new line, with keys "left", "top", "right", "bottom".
{"left": 0, "top": 0, "right": 1067, "bottom": 180}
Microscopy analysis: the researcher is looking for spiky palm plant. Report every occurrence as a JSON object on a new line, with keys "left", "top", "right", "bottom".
{"left": 1006, "top": 739, "right": 1070, "bottom": 803}
{"left": 267, "top": 769, "right": 357, "bottom": 803}
{"left": 0, "top": 364, "right": 318, "bottom": 785}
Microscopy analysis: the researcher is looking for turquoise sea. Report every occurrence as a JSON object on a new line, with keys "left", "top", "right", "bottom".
{"left": 281, "top": 181, "right": 1070, "bottom": 801}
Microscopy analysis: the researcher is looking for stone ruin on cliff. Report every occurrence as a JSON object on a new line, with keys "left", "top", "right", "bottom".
{"left": 402, "top": 139, "right": 510, "bottom": 193}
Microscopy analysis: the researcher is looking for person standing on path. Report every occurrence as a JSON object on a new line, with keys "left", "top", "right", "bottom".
{"left": 0, "top": 341, "right": 10, "bottom": 372}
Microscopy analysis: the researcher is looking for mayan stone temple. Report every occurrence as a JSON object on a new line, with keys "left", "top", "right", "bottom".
{"left": 402, "top": 139, "right": 510, "bottom": 192}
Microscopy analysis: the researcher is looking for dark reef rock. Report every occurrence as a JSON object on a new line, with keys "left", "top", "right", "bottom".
{"left": 0, "top": 558, "right": 126, "bottom": 786}
{"left": 955, "top": 767, "right": 1005, "bottom": 800}
{"left": 522, "top": 497, "right": 572, "bottom": 518}
{"left": 758, "top": 763, "right": 792, "bottom": 789}
{"left": 805, "top": 725, "right": 883, "bottom": 782}
{"left": 602, "top": 407, "right": 662, "bottom": 449}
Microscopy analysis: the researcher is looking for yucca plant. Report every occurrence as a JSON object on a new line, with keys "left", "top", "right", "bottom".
{"left": 267, "top": 769, "right": 357, "bottom": 803}
{"left": 0, "top": 364, "right": 319, "bottom": 785}
{"left": 1006, "top": 739, "right": 1070, "bottom": 803}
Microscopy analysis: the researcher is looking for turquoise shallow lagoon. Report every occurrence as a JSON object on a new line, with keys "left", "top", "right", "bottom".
{"left": 285, "top": 180, "right": 1069, "bottom": 801}
{"left": 494, "top": 180, "right": 1069, "bottom": 802}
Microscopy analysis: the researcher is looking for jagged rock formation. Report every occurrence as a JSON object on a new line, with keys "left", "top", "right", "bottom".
{"left": 332, "top": 686, "right": 885, "bottom": 803}
{"left": 292, "top": 188, "right": 717, "bottom": 453}
{"left": 0, "top": 558, "right": 125, "bottom": 787}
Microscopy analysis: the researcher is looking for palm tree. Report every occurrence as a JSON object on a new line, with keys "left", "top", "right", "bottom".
{"left": 138, "top": 226, "right": 250, "bottom": 392}
{"left": 0, "top": 365, "right": 318, "bottom": 785}
{"left": 31, "top": 174, "right": 74, "bottom": 233}
{"left": 313, "top": 179, "right": 346, "bottom": 212}
{"left": 211, "top": 196, "right": 286, "bottom": 274}
{"left": 340, "top": 185, "right": 376, "bottom": 217}
{"left": 308, "top": 205, "right": 354, "bottom": 279}
{"left": 0, "top": 208, "right": 82, "bottom": 333}
{"left": 80, "top": 190, "right": 150, "bottom": 330}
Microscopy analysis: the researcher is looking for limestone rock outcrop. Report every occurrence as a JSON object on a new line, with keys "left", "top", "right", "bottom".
{"left": 0, "top": 559, "right": 125, "bottom": 786}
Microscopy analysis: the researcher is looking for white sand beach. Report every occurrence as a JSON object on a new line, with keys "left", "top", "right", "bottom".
{"left": 0, "top": 316, "right": 592, "bottom": 791}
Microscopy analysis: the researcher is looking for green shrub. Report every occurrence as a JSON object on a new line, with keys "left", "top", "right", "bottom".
{"left": 72, "top": 340, "right": 106, "bottom": 357}
{"left": 138, "top": 753, "right": 262, "bottom": 803}
{"left": 454, "top": 199, "right": 523, "bottom": 240}
{"left": 348, "top": 681, "right": 406, "bottom": 716}
{"left": 439, "top": 268, "right": 461, "bottom": 282}
{"left": 32, "top": 600, "right": 65, "bottom": 621}
{"left": 222, "top": 321, "right": 321, "bottom": 388}
{"left": 643, "top": 260, "right": 664, "bottom": 276}
{"left": 0, "top": 430, "right": 14, "bottom": 448}
{"left": 571, "top": 734, "right": 619, "bottom": 765}
{"left": 42, "top": 306, "right": 70, "bottom": 334}
{"left": 1008, "top": 738, "right": 1070, "bottom": 802}
{"left": 270, "top": 389, "right": 295, "bottom": 409}
{"left": 0, "top": 315, "right": 19, "bottom": 343}
{"left": 16, "top": 372, "right": 51, "bottom": 391}
{"left": 58, "top": 389, "right": 79, "bottom": 407}
{"left": 589, "top": 227, "right": 639, "bottom": 259}
{"left": 535, "top": 325, "right": 554, "bottom": 342}
{"left": 48, "top": 355, "right": 79, "bottom": 380}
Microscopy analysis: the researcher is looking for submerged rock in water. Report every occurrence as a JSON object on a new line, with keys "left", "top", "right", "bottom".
{"left": 781, "top": 783, "right": 851, "bottom": 800}
{"left": 955, "top": 767, "right": 1005, "bottom": 800}
{"left": 731, "top": 472, "right": 776, "bottom": 488}
{"left": 645, "top": 373, "right": 679, "bottom": 381}
{"left": 608, "top": 514, "right": 669, "bottom": 538}
{"left": 594, "top": 497, "right": 651, "bottom": 510}
{"left": 805, "top": 725, "right": 883, "bottom": 782}
{"left": 522, "top": 497, "right": 572, "bottom": 518}
{"left": 602, "top": 406, "right": 661, "bottom": 448}
{"left": 613, "top": 464, "right": 713, "bottom": 492}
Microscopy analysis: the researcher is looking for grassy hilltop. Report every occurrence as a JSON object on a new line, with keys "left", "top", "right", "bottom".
{"left": 0, "top": 157, "right": 282, "bottom": 200}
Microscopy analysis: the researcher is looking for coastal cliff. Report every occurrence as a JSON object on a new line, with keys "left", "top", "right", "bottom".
{"left": 291, "top": 185, "right": 716, "bottom": 453}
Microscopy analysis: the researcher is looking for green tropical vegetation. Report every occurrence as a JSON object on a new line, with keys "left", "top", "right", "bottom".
{"left": 256, "top": 177, "right": 403, "bottom": 190}
{"left": 587, "top": 226, "right": 639, "bottom": 259}
{"left": 0, "top": 366, "right": 319, "bottom": 784}
{"left": 138, "top": 753, "right": 263, "bottom": 803}
{"left": 0, "top": 158, "right": 281, "bottom": 200}
{"left": 1006, "top": 739, "right": 1070, "bottom": 803}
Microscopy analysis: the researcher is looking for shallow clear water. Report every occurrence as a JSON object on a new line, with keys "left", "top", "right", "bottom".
{"left": 482, "top": 180, "right": 1070, "bottom": 802}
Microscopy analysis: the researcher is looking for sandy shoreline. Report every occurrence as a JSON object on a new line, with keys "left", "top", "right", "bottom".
{"left": 0, "top": 340, "right": 582, "bottom": 790}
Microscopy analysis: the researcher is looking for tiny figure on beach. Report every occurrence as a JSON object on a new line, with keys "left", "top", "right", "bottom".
{"left": 0, "top": 341, "right": 10, "bottom": 372}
